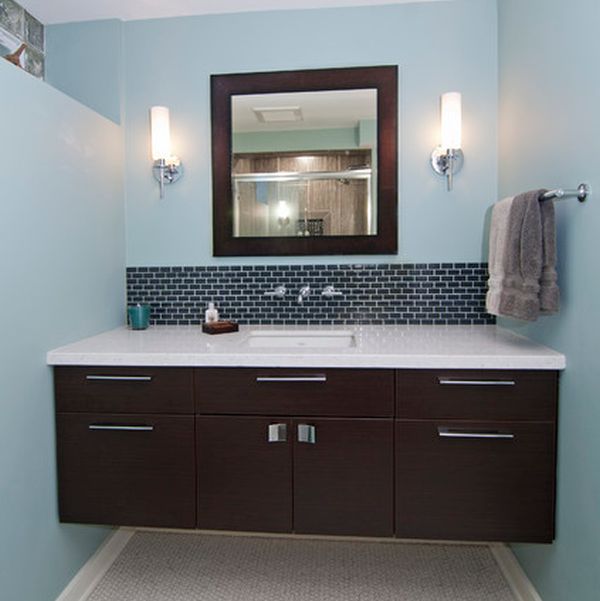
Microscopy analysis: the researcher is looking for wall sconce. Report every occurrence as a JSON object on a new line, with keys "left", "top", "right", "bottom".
{"left": 150, "top": 106, "right": 183, "bottom": 199}
{"left": 430, "top": 92, "right": 464, "bottom": 191}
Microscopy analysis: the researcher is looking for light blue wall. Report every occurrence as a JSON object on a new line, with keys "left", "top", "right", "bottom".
{"left": 119, "top": 0, "right": 497, "bottom": 266}
{"left": 232, "top": 120, "right": 376, "bottom": 153}
{"left": 498, "top": 1, "right": 600, "bottom": 600}
{"left": 0, "top": 60, "right": 125, "bottom": 601}
{"left": 358, "top": 119, "right": 377, "bottom": 148}
{"left": 46, "top": 19, "right": 123, "bottom": 124}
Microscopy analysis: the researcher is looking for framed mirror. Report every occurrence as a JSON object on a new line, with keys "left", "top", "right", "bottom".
{"left": 211, "top": 65, "right": 397, "bottom": 256}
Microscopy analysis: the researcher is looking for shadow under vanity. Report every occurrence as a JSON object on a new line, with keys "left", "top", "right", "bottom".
{"left": 50, "top": 326, "right": 561, "bottom": 544}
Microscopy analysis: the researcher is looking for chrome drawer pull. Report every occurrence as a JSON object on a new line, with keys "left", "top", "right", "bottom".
{"left": 268, "top": 423, "right": 287, "bottom": 443}
{"left": 438, "top": 378, "right": 516, "bottom": 386}
{"left": 256, "top": 375, "right": 327, "bottom": 383}
{"left": 86, "top": 375, "right": 153, "bottom": 382}
{"left": 298, "top": 424, "right": 316, "bottom": 444}
{"left": 437, "top": 427, "right": 514, "bottom": 440}
{"left": 88, "top": 425, "right": 154, "bottom": 432}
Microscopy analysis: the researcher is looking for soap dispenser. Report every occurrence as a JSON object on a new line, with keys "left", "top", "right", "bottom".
{"left": 205, "top": 302, "right": 219, "bottom": 324}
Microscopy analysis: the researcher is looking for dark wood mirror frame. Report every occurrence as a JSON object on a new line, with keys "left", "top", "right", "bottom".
{"left": 211, "top": 65, "right": 398, "bottom": 256}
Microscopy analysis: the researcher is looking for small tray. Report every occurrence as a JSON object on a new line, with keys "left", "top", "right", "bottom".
{"left": 202, "top": 321, "right": 239, "bottom": 335}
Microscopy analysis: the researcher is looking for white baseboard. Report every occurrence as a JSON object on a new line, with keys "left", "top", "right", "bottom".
{"left": 55, "top": 528, "right": 134, "bottom": 601}
{"left": 491, "top": 544, "right": 543, "bottom": 601}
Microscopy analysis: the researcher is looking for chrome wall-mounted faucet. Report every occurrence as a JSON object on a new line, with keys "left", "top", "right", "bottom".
{"left": 297, "top": 285, "right": 311, "bottom": 304}
{"left": 321, "top": 285, "right": 343, "bottom": 298}
{"left": 264, "top": 285, "right": 287, "bottom": 299}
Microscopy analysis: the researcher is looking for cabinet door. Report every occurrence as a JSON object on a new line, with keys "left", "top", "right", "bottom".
{"left": 196, "top": 416, "right": 293, "bottom": 532}
{"left": 396, "top": 420, "right": 556, "bottom": 542}
{"left": 56, "top": 413, "right": 195, "bottom": 528}
{"left": 293, "top": 418, "right": 394, "bottom": 536}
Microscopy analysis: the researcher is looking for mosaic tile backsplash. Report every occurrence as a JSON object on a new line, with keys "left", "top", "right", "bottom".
{"left": 0, "top": 0, "right": 44, "bottom": 78}
{"left": 127, "top": 263, "right": 494, "bottom": 326}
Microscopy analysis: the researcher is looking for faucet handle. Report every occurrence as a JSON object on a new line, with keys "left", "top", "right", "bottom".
{"left": 322, "top": 285, "right": 343, "bottom": 298}
{"left": 264, "top": 285, "right": 287, "bottom": 299}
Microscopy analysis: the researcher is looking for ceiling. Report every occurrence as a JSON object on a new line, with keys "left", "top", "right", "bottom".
{"left": 233, "top": 89, "right": 377, "bottom": 133}
{"left": 18, "top": 0, "right": 447, "bottom": 25}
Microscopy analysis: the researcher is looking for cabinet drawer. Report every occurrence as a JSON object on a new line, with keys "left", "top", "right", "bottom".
{"left": 54, "top": 366, "right": 194, "bottom": 414}
{"left": 396, "top": 419, "right": 556, "bottom": 542}
{"left": 195, "top": 368, "right": 394, "bottom": 417}
{"left": 397, "top": 370, "right": 557, "bottom": 421}
{"left": 56, "top": 413, "right": 196, "bottom": 528}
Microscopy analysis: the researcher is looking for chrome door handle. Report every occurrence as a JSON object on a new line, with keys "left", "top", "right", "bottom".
{"left": 297, "top": 424, "right": 316, "bottom": 444}
{"left": 437, "top": 427, "right": 514, "bottom": 440}
{"left": 268, "top": 423, "right": 287, "bottom": 443}
{"left": 256, "top": 375, "right": 327, "bottom": 383}
{"left": 88, "top": 424, "right": 155, "bottom": 432}
{"left": 438, "top": 378, "right": 515, "bottom": 386}
{"left": 86, "top": 375, "right": 153, "bottom": 382}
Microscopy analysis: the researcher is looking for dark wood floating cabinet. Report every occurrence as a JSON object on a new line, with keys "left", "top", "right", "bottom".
{"left": 54, "top": 366, "right": 558, "bottom": 542}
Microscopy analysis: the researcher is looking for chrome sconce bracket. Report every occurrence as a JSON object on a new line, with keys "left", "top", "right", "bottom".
{"left": 153, "top": 157, "right": 183, "bottom": 199}
{"left": 431, "top": 147, "right": 464, "bottom": 191}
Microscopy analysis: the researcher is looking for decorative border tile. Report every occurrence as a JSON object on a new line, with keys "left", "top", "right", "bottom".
{"left": 127, "top": 263, "right": 494, "bottom": 326}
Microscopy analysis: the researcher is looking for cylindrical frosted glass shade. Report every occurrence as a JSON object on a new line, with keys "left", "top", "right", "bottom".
{"left": 150, "top": 106, "right": 171, "bottom": 160}
{"left": 440, "top": 92, "right": 462, "bottom": 150}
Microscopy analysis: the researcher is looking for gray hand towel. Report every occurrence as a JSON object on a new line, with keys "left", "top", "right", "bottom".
{"left": 486, "top": 196, "right": 515, "bottom": 316}
{"left": 486, "top": 189, "right": 556, "bottom": 321}
{"left": 539, "top": 199, "right": 560, "bottom": 314}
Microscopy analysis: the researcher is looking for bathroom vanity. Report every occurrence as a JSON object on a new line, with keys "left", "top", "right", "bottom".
{"left": 48, "top": 325, "right": 563, "bottom": 543}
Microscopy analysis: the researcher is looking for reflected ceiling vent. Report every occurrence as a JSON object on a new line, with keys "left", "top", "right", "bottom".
{"left": 252, "top": 106, "right": 303, "bottom": 123}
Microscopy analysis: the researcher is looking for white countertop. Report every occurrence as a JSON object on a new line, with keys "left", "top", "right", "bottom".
{"left": 46, "top": 325, "right": 565, "bottom": 370}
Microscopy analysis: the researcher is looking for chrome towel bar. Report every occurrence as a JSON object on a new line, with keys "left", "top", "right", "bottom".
{"left": 541, "top": 183, "right": 590, "bottom": 203}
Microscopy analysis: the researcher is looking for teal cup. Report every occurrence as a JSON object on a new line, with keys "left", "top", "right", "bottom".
{"left": 127, "top": 304, "right": 150, "bottom": 330}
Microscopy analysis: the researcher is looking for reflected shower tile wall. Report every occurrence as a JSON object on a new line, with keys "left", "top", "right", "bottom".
{"left": 127, "top": 263, "right": 494, "bottom": 326}
{"left": 0, "top": 0, "right": 44, "bottom": 78}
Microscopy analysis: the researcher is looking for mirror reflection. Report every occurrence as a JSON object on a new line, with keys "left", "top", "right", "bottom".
{"left": 231, "top": 89, "right": 377, "bottom": 238}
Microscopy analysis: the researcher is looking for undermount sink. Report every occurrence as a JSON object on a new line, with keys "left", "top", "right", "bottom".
{"left": 245, "top": 330, "right": 356, "bottom": 349}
